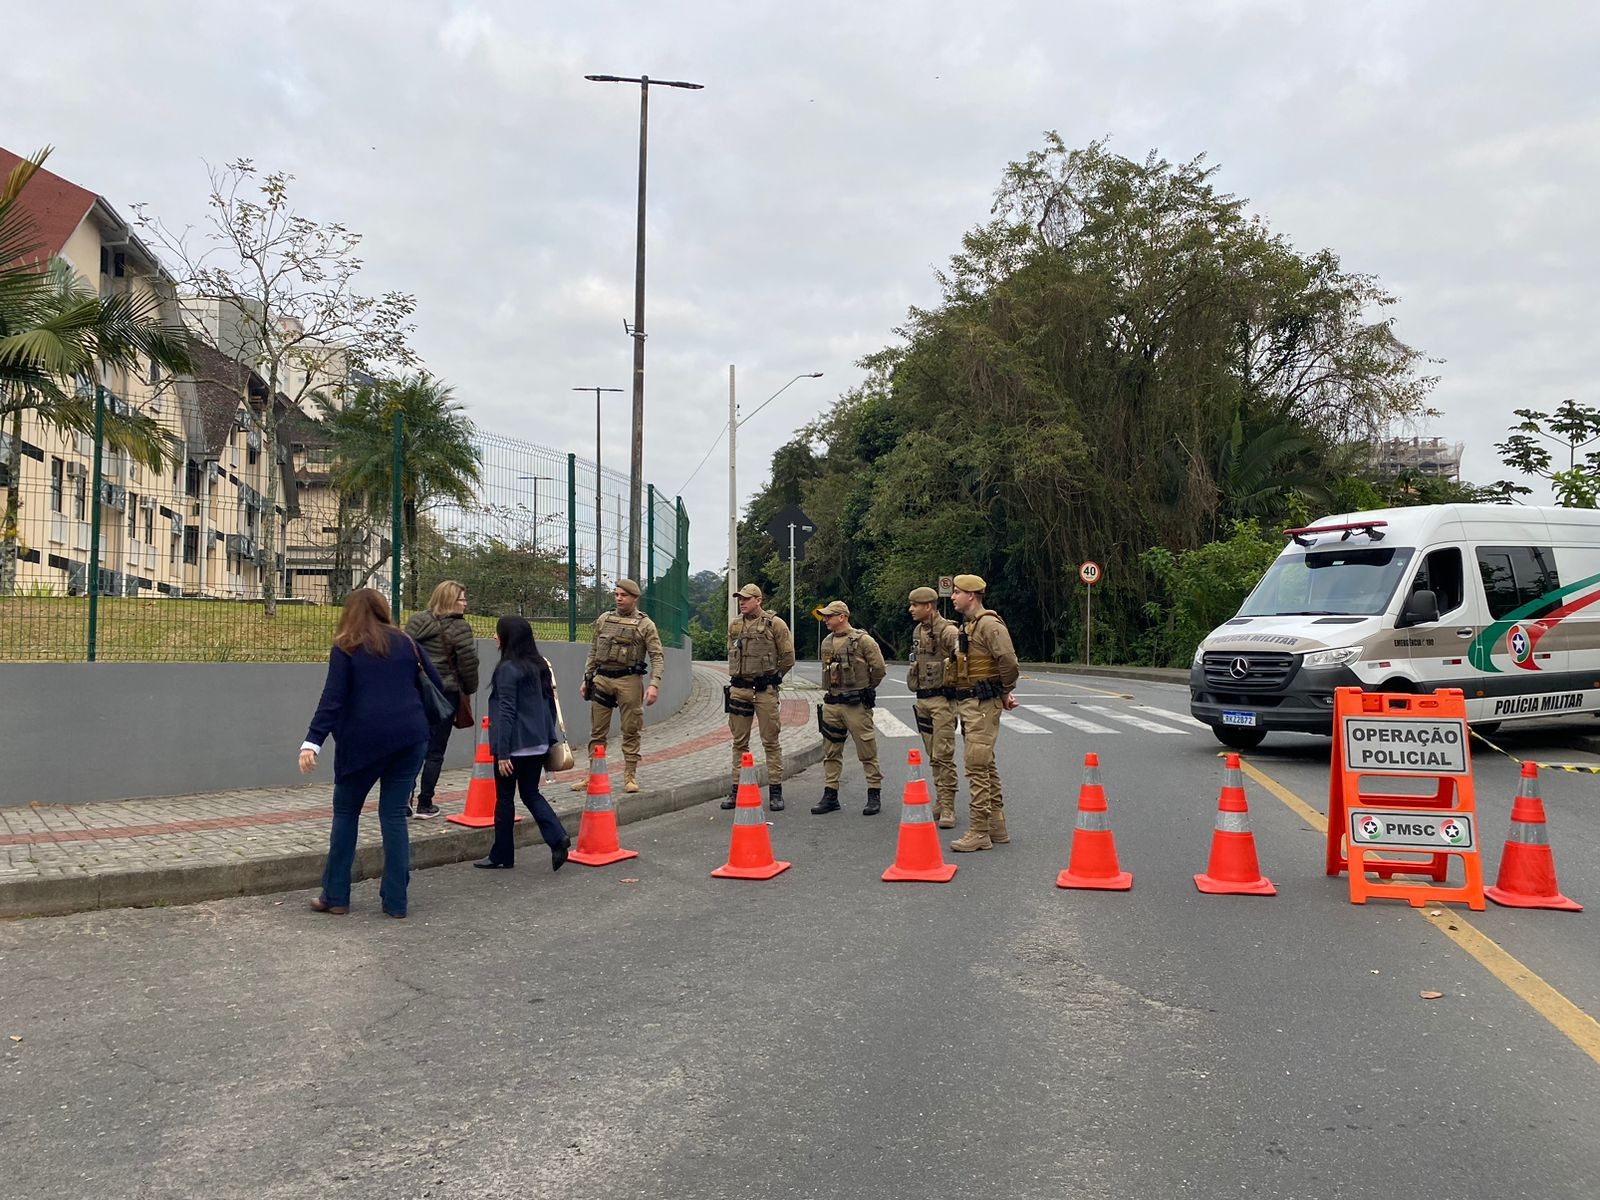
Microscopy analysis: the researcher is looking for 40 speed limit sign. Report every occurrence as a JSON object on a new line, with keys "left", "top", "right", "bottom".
{"left": 1078, "top": 561, "right": 1102, "bottom": 586}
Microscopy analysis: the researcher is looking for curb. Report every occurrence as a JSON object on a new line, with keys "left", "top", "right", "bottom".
{"left": 1021, "top": 663, "right": 1189, "bottom": 685}
{"left": 0, "top": 736, "right": 828, "bottom": 920}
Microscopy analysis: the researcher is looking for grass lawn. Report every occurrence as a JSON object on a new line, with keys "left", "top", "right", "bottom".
{"left": 0, "top": 597, "right": 586, "bottom": 663}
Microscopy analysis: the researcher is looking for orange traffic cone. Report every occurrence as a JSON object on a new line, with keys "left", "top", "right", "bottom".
{"left": 568, "top": 745, "right": 638, "bottom": 867}
{"left": 1194, "top": 753, "right": 1275, "bottom": 896}
{"left": 712, "top": 753, "right": 791, "bottom": 880}
{"left": 447, "top": 717, "right": 516, "bottom": 828}
{"left": 1486, "top": 762, "right": 1581, "bottom": 911}
{"left": 1056, "top": 752, "right": 1131, "bottom": 890}
{"left": 883, "top": 749, "right": 958, "bottom": 882}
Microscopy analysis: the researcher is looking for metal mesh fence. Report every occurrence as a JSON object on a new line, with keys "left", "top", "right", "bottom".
{"left": 0, "top": 397, "right": 690, "bottom": 662}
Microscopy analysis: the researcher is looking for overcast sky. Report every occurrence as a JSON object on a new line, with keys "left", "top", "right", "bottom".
{"left": 7, "top": 1, "right": 1595, "bottom": 570}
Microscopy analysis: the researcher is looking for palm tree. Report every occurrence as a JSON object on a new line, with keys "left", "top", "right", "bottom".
{"left": 320, "top": 372, "right": 482, "bottom": 608}
{"left": 0, "top": 148, "right": 193, "bottom": 595}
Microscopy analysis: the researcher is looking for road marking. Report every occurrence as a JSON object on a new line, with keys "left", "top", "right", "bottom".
{"left": 1079, "top": 704, "right": 1190, "bottom": 735}
{"left": 1238, "top": 757, "right": 1600, "bottom": 1069}
{"left": 872, "top": 708, "right": 917, "bottom": 738}
{"left": 1018, "top": 674, "right": 1133, "bottom": 699}
{"left": 1001, "top": 713, "right": 1051, "bottom": 734}
{"left": 1029, "top": 705, "right": 1116, "bottom": 735}
{"left": 1131, "top": 703, "right": 1208, "bottom": 731}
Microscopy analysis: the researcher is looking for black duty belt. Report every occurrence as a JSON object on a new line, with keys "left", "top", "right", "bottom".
{"left": 915, "top": 688, "right": 945, "bottom": 700}
{"left": 596, "top": 665, "right": 645, "bottom": 678}
{"left": 730, "top": 675, "right": 781, "bottom": 691}
{"left": 949, "top": 680, "right": 1004, "bottom": 701}
{"left": 824, "top": 691, "right": 866, "bottom": 706}
{"left": 945, "top": 688, "right": 975, "bottom": 700}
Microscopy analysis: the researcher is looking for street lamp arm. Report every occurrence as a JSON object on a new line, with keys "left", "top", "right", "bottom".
{"left": 737, "top": 372, "right": 824, "bottom": 429}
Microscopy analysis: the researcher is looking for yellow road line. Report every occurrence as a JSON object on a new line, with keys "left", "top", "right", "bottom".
{"left": 1239, "top": 758, "right": 1600, "bottom": 1069}
{"left": 1018, "top": 673, "right": 1131, "bottom": 699}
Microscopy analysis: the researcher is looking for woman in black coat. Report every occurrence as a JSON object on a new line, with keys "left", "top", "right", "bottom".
{"left": 404, "top": 579, "right": 481, "bottom": 819}
{"left": 474, "top": 615, "right": 572, "bottom": 871}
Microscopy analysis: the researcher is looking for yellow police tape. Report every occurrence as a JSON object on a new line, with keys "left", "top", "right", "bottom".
{"left": 1468, "top": 728, "right": 1600, "bottom": 774}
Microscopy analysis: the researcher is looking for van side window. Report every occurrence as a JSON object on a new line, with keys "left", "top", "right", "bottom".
{"left": 1412, "top": 547, "right": 1465, "bottom": 616}
{"left": 1476, "top": 545, "right": 1561, "bottom": 620}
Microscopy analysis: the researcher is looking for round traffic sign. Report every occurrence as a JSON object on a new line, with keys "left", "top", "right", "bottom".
{"left": 1078, "top": 560, "right": 1102, "bottom": 586}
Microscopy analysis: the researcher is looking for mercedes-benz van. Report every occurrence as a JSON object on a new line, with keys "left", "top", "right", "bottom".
{"left": 1188, "top": 505, "right": 1600, "bottom": 748}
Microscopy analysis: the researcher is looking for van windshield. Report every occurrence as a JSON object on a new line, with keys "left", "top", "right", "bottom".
{"left": 1239, "top": 546, "right": 1416, "bottom": 618}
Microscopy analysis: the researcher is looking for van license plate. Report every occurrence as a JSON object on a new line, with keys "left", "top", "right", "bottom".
{"left": 1221, "top": 710, "right": 1257, "bottom": 727}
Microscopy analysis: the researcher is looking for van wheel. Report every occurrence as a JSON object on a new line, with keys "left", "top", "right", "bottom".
{"left": 1213, "top": 725, "right": 1266, "bottom": 750}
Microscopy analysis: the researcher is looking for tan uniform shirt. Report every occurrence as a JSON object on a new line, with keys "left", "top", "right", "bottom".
{"left": 907, "top": 615, "right": 958, "bottom": 691}
{"left": 962, "top": 608, "right": 1020, "bottom": 693}
{"left": 821, "top": 625, "right": 887, "bottom": 693}
{"left": 728, "top": 609, "right": 796, "bottom": 681}
{"left": 584, "top": 609, "right": 666, "bottom": 688}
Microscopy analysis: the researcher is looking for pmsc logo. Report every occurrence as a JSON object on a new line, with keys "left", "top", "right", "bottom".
{"left": 1357, "top": 815, "right": 1384, "bottom": 842}
{"left": 1506, "top": 622, "right": 1544, "bottom": 671}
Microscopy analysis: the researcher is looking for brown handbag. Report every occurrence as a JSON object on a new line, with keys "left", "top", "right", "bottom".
{"left": 545, "top": 686, "right": 576, "bottom": 773}
{"left": 445, "top": 632, "right": 474, "bottom": 729}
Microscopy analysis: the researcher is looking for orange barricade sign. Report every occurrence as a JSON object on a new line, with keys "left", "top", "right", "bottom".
{"left": 1325, "top": 687, "right": 1484, "bottom": 910}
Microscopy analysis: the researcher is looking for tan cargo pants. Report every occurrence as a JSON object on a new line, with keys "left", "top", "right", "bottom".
{"left": 588, "top": 672, "right": 645, "bottom": 775}
{"left": 913, "top": 695, "right": 958, "bottom": 817}
{"left": 729, "top": 685, "right": 784, "bottom": 788}
{"left": 955, "top": 695, "right": 1004, "bottom": 830}
{"left": 820, "top": 701, "right": 883, "bottom": 789}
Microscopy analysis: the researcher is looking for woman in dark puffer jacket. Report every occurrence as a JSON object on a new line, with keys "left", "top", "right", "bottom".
{"left": 404, "top": 579, "right": 480, "bottom": 818}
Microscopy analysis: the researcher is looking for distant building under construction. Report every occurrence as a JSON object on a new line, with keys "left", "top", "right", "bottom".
{"left": 1369, "top": 435, "right": 1463, "bottom": 481}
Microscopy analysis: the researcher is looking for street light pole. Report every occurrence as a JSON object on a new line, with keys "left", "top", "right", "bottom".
{"left": 573, "top": 386, "right": 622, "bottom": 606}
{"left": 726, "top": 369, "right": 823, "bottom": 624}
{"left": 585, "top": 72, "right": 704, "bottom": 583}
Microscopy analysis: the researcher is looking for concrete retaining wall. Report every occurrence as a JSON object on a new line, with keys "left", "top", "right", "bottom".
{"left": 0, "top": 638, "right": 692, "bottom": 806}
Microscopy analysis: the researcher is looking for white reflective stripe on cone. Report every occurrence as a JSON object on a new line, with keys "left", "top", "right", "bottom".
{"left": 901, "top": 803, "right": 934, "bottom": 825}
{"left": 1506, "top": 820, "right": 1550, "bottom": 846}
{"left": 1075, "top": 810, "right": 1112, "bottom": 832}
{"left": 471, "top": 760, "right": 494, "bottom": 780}
{"left": 584, "top": 787, "right": 615, "bottom": 813}
{"left": 1214, "top": 810, "right": 1251, "bottom": 833}
{"left": 733, "top": 803, "right": 767, "bottom": 825}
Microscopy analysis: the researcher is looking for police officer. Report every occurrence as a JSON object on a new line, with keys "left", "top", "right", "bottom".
{"left": 574, "top": 579, "right": 664, "bottom": 794}
{"left": 722, "top": 583, "right": 796, "bottom": 812}
{"left": 946, "top": 574, "right": 1019, "bottom": 851}
{"left": 907, "top": 585, "right": 960, "bottom": 828}
{"left": 813, "top": 600, "right": 887, "bottom": 816}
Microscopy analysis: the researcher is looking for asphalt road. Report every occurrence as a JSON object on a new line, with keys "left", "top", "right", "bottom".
{"left": 3, "top": 668, "right": 1599, "bottom": 1199}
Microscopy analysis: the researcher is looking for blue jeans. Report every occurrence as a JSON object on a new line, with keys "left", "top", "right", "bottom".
{"left": 320, "top": 742, "right": 427, "bottom": 914}
{"left": 490, "top": 755, "right": 570, "bottom": 865}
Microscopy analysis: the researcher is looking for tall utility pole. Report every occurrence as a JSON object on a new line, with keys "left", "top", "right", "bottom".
{"left": 574, "top": 386, "right": 623, "bottom": 608}
{"left": 584, "top": 72, "right": 704, "bottom": 582}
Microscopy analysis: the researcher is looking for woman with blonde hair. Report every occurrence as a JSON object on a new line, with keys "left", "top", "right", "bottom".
{"left": 404, "top": 579, "right": 480, "bottom": 818}
{"left": 300, "top": 588, "right": 447, "bottom": 918}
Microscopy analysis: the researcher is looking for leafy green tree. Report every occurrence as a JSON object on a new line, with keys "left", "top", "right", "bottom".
{"left": 1, "top": 148, "right": 192, "bottom": 595}
{"left": 1139, "top": 521, "right": 1284, "bottom": 666}
{"left": 319, "top": 373, "right": 482, "bottom": 608}
{"left": 1493, "top": 400, "right": 1600, "bottom": 508}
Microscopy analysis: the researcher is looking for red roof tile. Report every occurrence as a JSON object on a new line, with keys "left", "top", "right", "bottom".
{"left": 0, "top": 146, "right": 98, "bottom": 263}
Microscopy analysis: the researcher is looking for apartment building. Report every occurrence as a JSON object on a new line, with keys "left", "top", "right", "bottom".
{"left": 0, "top": 147, "right": 372, "bottom": 603}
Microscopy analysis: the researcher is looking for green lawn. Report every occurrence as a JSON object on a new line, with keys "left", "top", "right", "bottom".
{"left": 0, "top": 597, "right": 586, "bottom": 663}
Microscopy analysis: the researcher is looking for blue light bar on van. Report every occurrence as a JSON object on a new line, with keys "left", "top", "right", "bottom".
{"left": 1282, "top": 520, "right": 1388, "bottom": 547}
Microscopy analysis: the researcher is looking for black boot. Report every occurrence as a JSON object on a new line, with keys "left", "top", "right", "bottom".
{"left": 720, "top": 786, "right": 738, "bottom": 810}
{"left": 811, "top": 788, "right": 840, "bottom": 815}
{"left": 863, "top": 788, "right": 881, "bottom": 816}
{"left": 768, "top": 784, "right": 785, "bottom": 812}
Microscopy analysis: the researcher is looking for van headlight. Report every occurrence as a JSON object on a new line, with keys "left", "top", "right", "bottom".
{"left": 1303, "top": 646, "right": 1360, "bottom": 670}
{"left": 1192, "top": 643, "right": 1206, "bottom": 665}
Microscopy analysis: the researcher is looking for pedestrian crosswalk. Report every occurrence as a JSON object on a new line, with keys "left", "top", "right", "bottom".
{"left": 871, "top": 700, "right": 1201, "bottom": 739}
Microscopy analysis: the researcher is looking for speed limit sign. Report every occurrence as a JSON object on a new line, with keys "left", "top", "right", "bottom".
{"left": 1078, "top": 560, "right": 1102, "bottom": 586}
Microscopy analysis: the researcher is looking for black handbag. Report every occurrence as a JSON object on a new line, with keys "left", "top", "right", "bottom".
{"left": 408, "top": 636, "right": 455, "bottom": 727}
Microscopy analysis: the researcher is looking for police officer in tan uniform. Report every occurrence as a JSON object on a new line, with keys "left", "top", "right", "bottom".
{"left": 946, "top": 574, "right": 1020, "bottom": 851}
{"left": 722, "top": 583, "right": 796, "bottom": 812}
{"left": 813, "top": 600, "right": 888, "bottom": 816}
{"left": 573, "top": 579, "right": 664, "bottom": 794}
{"left": 907, "top": 585, "right": 960, "bottom": 828}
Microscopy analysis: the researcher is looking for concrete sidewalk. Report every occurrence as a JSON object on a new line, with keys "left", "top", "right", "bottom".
{"left": 0, "top": 665, "right": 824, "bottom": 919}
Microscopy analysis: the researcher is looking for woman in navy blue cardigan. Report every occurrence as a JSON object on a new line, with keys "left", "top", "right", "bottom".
{"left": 299, "top": 588, "right": 446, "bottom": 918}
{"left": 474, "top": 614, "right": 572, "bottom": 871}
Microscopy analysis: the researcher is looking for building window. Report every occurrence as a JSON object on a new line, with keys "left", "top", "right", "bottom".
{"left": 247, "top": 442, "right": 259, "bottom": 467}
{"left": 128, "top": 494, "right": 138, "bottom": 538}
{"left": 99, "top": 247, "right": 109, "bottom": 276}
{"left": 183, "top": 526, "right": 199, "bottom": 565}
{"left": 73, "top": 471, "right": 86, "bottom": 520}
{"left": 170, "top": 533, "right": 179, "bottom": 568}
{"left": 113, "top": 251, "right": 126, "bottom": 278}
{"left": 149, "top": 357, "right": 161, "bottom": 388}
{"left": 50, "top": 458, "right": 64, "bottom": 513}
{"left": 185, "top": 459, "right": 201, "bottom": 498}
{"left": 143, "top": 507, "right": 154, "bottom": 543}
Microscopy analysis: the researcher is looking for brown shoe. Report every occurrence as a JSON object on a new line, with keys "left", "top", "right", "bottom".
{"left": 570, "top": 778, "right": 589, "bottom": 792}
{"left": 989, "top": 811, "right": 1010, "bottom": 844}
{"left": 309, "top": 896, "right": 349, "bottom": 915}
{"left": 936, "top": 805, "right": 956, "bottom": 830}
{"left": 624, "top": 775, "right": 640, "bottom": 794}
{"left": 950, "top": 830, "right": 993, "bottom": 852}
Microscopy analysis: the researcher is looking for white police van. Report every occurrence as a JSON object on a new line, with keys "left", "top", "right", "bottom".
{"left": 1189, "top": 505, "right": 1600, "bottom": 748}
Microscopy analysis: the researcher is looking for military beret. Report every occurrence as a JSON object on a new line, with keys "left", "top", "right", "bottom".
{"left": 615, "top": 578, "right": 641, "bottom": 597}
{"left": 820, "top": 599, "right": 850, "bottom": 617}
{"left": 952, "top": 573, "right": 987, "bottom": 593}
{"left": 908, "top": 586, "right": 939, "bottom": 603}
{"left": 737, "top": 583, "right": 764, "bottom": 600}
